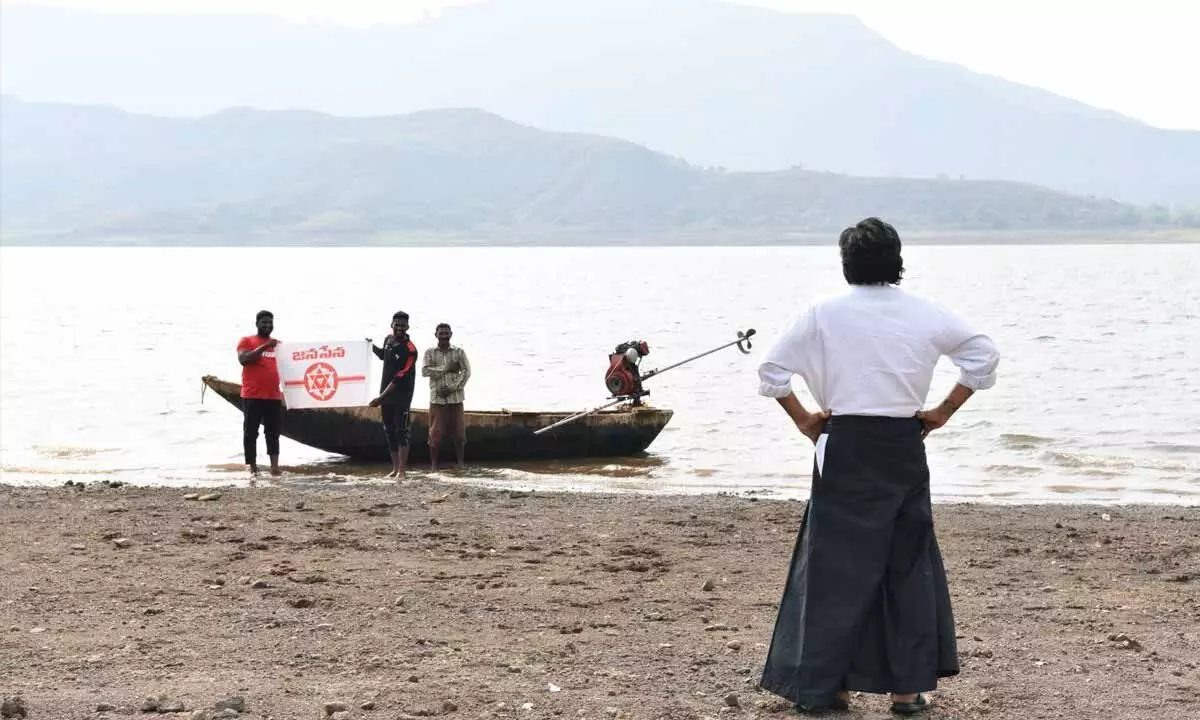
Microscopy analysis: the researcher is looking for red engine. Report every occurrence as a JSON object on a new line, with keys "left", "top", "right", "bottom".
{"left": 605, "top": 340, "right": 650, "bottom": 398}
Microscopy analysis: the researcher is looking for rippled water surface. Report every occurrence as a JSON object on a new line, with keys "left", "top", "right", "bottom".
{"left": 1, "top": 244, "right": 1197, "bottom": 504}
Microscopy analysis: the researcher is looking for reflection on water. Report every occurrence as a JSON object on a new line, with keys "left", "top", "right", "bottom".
{"left": 2, "top": 245, "right": 1199, "bottom": 505}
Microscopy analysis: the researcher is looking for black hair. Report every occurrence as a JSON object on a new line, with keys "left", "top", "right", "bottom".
{"left": 392, "top": 311, "right": 409, "bottom": 322}
{"left": 255, "top": 310, "right": 273, "bottom": 322}
{"left": 838, "top": 217, "right": 905, "bottom": 286}
{"left": 435, "top": 322, "right": 452, "bottom": 332}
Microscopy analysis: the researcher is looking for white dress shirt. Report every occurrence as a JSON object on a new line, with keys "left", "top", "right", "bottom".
{"left": 757, "top": 285, "right": 1000, "bottom": 417}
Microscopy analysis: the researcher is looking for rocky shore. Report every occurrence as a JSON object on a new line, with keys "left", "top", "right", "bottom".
{"left": 1, "top": 481, "right": 1197, "bottom": 719}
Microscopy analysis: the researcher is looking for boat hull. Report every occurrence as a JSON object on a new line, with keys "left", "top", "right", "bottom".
{"left": 201, "top": 376, "right": 673, "bottom": 464}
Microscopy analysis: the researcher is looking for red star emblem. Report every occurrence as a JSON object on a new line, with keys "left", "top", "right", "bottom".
{"left": 302, "top": 362, "right": 340, "bottom": 401}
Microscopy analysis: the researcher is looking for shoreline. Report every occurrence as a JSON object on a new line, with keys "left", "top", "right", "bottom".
{"left": 3, "top": 473, "right": 1198, "bottom": 508}
{"left": 3, "top": 227, "right": 1200, "bottom": 247}
{"left": 2, "top": 481, "right": 1197, "bottom": 719}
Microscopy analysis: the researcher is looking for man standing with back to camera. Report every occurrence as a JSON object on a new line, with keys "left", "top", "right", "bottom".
{"left": 755, "top": 217, "right": 1000, "bottom": 715}
{"left": 236, "top": 309, "right": 283, "bottom": 478}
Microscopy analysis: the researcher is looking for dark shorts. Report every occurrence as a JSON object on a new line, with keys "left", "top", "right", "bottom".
{"left": 381, "top": 402, "right": 412, "bottom": 451}
{"left": 429, "top": 402, "right": 466, "bottom": 445}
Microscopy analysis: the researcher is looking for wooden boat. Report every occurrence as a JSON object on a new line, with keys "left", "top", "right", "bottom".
{"left": 201, "top": 375, "right": 674, "bottom": 464}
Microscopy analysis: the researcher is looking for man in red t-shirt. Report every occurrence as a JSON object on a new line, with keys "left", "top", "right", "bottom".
{"left": 236, "top": 309, "right": 283, "bottom": 477}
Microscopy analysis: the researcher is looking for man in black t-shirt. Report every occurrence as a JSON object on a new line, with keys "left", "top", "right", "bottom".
{"left": 369, "top": 311, "right": 419, "bottom": 478}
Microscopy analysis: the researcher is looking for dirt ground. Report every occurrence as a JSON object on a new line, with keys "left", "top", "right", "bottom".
{"left": 1, "top": 480, "right": 1197, "bottom": 720}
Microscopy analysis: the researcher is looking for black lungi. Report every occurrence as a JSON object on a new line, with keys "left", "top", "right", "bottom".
{"left": 760, "top": 414, "right": 959, "bottom": 707}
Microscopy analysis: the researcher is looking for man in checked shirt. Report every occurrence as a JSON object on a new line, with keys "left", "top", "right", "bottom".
{"left": 422, "top": 322, "right": 472, "bottom": 470}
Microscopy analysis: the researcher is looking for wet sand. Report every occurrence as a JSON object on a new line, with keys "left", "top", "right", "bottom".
{"left": 1, "top": 480, "right": 1197, "bottom": 719}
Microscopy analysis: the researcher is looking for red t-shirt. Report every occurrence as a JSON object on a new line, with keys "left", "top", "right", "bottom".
{"left": 237, "top": 335, "right": 282, "bottom": 400}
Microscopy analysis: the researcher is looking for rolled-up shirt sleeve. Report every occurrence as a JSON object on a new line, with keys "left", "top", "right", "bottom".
{"left": 935, "top": 307, "right": 1000, "bottom": 391}
{"left": 757, "top": 307, "right": 817, "bottom": 398}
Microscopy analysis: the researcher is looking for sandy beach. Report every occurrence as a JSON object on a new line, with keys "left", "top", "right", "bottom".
{"left": 1, "top": 480, "right": 1197, "bottom": 720}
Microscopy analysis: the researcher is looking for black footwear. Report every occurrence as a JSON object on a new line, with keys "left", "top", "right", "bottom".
{"left": 890, "top": 694, "right": 930, "bottom": 715}
{"left": 794, "top": 696, "right": 849, "bottom": 714}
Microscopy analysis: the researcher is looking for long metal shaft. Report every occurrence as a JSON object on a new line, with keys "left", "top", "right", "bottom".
{"left": 531, "top": 397, "right": 627, "bottom": 436}
{"left": 641, "top": 336, "right": 749, "bottom": 382}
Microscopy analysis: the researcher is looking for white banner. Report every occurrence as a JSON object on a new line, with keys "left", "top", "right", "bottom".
{"left": 276, "top": 340, "right": 372, "bottom": 409}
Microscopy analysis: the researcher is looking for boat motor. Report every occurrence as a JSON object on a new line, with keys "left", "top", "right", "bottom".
{"left": 605, "top": 340, "right": 650, "bottom": 401}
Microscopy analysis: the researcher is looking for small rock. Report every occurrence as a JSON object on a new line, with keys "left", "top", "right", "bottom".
{"left": 701, "top": 579, "right": 716, "bottom": 591}
{"left": 548, "top": 683, "right": 562, "bottom": 693}
{"left": 70, "top": 544, "right": 87, "bottom": 551}
{"left": 1109, "top": 632, "right": 1143, "bottom": 651}
{"left": 0, "top": 696, "right": 27, "bottom": 719}
{"left": 97, "top": 703, "right": 118, "bottom": 712}
{"left": 113, "top": 537, "right": 133, "bottom": 548}
{"left": 605, "top": 708, "right": 619, "bottom": 718}
{"left": 442, "top": 700, "right": 459, "bottom": 713}
{"left": 704, "top": 624, "right": 730, "bottom": 631}
{"left": 723, "top": 693, "right": 740, "bottom": 708}
{"left": 158, "top": 698, "right": 186, "bottom": 712}
{"left": 726, "top": 640, "right": 743, "bottom": 651}
{"left": 214, "top": 696, "right": 245, "bottom": 713}
{"left": 408, "top": 675, "right": 420, "bottom": 682}
{"left": 289, "top": 598, "right": 316, "bottom": 608}
{"left": 251, "top": 580, "right": 270, "bottom": 589}
{"left": 394, "top": 596, "right": 407, "bottom": 607}
{"left": 199, "top": 493, "right": 222, "bottom": 502}
{"left": 183, "top": 493, "right": 200, "bottom": 501}
{"left": 323, "top": 702, "right": 349, "bottom": 715}
{"left": 360, "top": 701, "right": 377, "bottom": 710}
{"left": 215, "top": 711, "right": 240, "bottom": 720}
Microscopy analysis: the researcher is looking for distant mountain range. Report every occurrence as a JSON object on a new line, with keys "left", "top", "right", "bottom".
{"left": 2, "top": 97, "right": 1186, "bottom": 242}
{"left": 2, "top": 0, "right": 1198, "bottom": 206}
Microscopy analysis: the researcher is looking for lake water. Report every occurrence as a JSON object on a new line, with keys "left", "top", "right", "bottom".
{"left": 1, "top": 244, "right": 1197, "bottom": 505}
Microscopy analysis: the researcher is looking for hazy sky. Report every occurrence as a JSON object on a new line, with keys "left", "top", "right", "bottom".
{"left": 3, "top": 0, "right": 1197, "bottom": 131}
